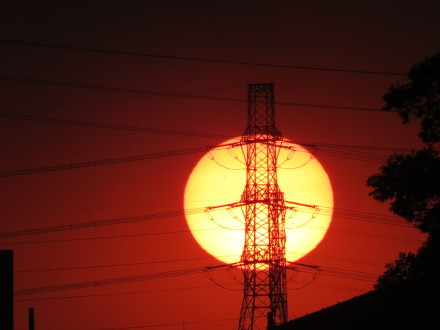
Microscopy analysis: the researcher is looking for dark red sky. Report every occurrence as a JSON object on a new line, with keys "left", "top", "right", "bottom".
{"left": 1, "top": 1, "right": 439, "bottom": 329}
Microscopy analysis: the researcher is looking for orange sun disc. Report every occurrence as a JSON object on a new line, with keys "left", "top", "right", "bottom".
{"left": 184, "top": 137, "right": 333, "bottom": 265}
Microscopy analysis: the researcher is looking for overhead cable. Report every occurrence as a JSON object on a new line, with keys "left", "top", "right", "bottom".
{"left": 0, "top": 38, "right": 406, "bottom": 76}
{"left": 0, "top": 140, "right": 406, "bottom": 178}
{"left": 14, "top": 263, "right": 376, "bottom": 296}
{"left": 0, "top": 111, "right": 413, "bottom": 154}
{"left": 15, "top": 280, "right": 364, "bottom": 303}
{"left": 0, "top": 112, "right": 228, "bottom": 139}
{"left": 0, "top": 75, "right": 383, "bottom": 112}
{"left": 14, "top": 266, "right": 213, "bottom": 296}
{"left": 0, "top": 205, "right": 413, "bottom": 242}
{"left": 0, "top": 146, "right": 209, "bottom": 178}
{"left": 0, "top": 208, "right": 203, "bottom": 238}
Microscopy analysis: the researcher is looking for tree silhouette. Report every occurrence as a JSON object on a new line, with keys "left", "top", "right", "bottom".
{"left": 367, "top": 148, "right": 440, "bottom": 236}
{"left": 366, "top": 51, "right": 440, "bottom": 289}
{"left": 383, "top": 51, "right": 440, "bottom": 146}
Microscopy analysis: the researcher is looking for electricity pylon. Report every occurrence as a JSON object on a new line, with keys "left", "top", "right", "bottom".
{"left": 238, "top": 83, "right": 287, "bottom": 329}
{"left": 204, "top": 83, "right": 319, "bottom": 328}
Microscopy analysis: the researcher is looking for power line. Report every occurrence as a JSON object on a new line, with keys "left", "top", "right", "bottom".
{"left": 0, "top": 75, "right": 246, "bottom": 102}
{"left": 299, "top": 142, "right": 411, "bottom": 153}
{"left": 15, "top": 256, "right": 216, "bottom": 273}
{"left": 0, "top": 208, "right": 203, "bottom": 238}
{"left": 1, "top": 115, "right": 411, "bottom": 162}
{"left": 14, "top": 263, "right": 377, "bottom": 297}
{"left": 14, "top": 252, "right": 383, "bottom": 275}
{"left": 14, "top": 266, "right": 215, "bottom": 296}
{"left": 0, "top": 228, "right": 213, "bottom": 245}
{"left": 0, "top": 146, "right": 210, "bottom": 177}
{"left": 0, "top": 75, "right": 383, "bottom": 112}
{"left": 304, "top": 253, "right": 384, "bottom": 268}
{"left": 0, "top": 111, "right": 413, "bottom": 155}
{"left": 99, "top": 317, "right": 239, "bottom": 330}
{"left": 0, "top": 205, "right": 415, "bottom": 246}
{"left": 0, "top": 111, "right": 412, "bottom": 156}
{"left": 0, "top": 112, "right": 228, "bottom": 139}
{"left": 15, "top": 283, "right": 222, "bottom": 302}
{"left": 15, "top": 280, "right": 365, "bottom": 303}
{"left": 320, "top": 206, "right": 411, "bottom": 227}
{"left": 0, "top": 38, "right": 406, "bottom": 76}
{"left": 0, "top": 223, "right": 417, "bottom": 246}
{"left": 0, "top": 196, "right": 410, "bottom": 240}
{"left": 0, "top": 111, "right": 410, "bottom": 164}
{"left": 306, "top": 266, "right": 378, "bottom": 282}
{"left": 0, "top": 139, "right": 406, "bottom": 178}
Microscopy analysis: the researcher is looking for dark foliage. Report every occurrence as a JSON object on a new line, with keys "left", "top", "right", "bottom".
{"left": 367, "top": 51, "right": 440, "bottom": 289}
{"left": 383, "top": 51, "right": 440, "bottom": 145}
{"left": 367, "top": 148, "right": 440, "bottom": 235}
{"left": 375, "top": 235, "right": 440, "bottom": 290}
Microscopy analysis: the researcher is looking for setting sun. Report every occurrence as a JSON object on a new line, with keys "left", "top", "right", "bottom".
{"left": 184, "top": 137, "right": 333, "bottom": 265}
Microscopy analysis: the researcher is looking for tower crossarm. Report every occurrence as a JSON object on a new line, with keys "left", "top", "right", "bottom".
{"left": 207, "top": 201, "right": 295, "bottom": 211}
{"left": 206, "top": 201, "right": 246, "bottom": 211}
{"left": 284, "top": 200, "right": 318, "bottom": 210}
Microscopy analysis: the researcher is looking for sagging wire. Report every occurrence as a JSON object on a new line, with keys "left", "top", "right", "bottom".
{"left": 240, "top": 141, "right": 248, "bottom": 165}
{"left": 204, "top": 208, "right": 243, "bottom": 230}
{"left": 207, "top": 150, "right": 245, "bottom": 170}
{"left": 285, "top": 206, "right": 320, "bottom": 230}
{"left": 278, "top": 155, "right": 314, "bottom": 170}
{"left": 226, "top": 266, "right": 243, "bottom": 285}
{"left": 285, "top": 207, "right": 297, "bottom": 221}
{"left": 227, "top": 207, "right": 244, "bottom": 224}
{"left": 276, "top": 139, "right": 284, "bottom": 162}
{"left": 286, "top": 267, "right": 299, "bottom": 282}
{"left": 288, "top": 267, "right": 321, "bottom": 291}
{"left": 203, "top": 267, "right": 240, "bottom": 291}
{"left": 228, "top": 146, "right": 246, "bottom": 165}
{"left": 277, "top": 146, "right": 295, "bottom": 167}
{"left": 277, "top": 146, "right": 315, "bottom": 170}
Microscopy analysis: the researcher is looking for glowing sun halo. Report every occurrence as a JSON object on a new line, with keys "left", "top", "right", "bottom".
{"left": 184, "top": 137, "right": 333, "bottom": 265}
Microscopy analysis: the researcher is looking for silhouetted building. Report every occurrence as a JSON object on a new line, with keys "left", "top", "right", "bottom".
{"left": 275, "top": 282, "right": 438, "bottom": 330}
{"left": 0, "top": 250, "right": 13, "bottom": 330}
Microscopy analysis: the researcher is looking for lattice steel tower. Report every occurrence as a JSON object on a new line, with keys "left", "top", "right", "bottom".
{"left": 238, "top": 83, "right": 288, "bottom": 329}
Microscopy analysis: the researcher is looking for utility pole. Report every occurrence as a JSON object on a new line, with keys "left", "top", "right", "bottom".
{"left": 238, "top": 83, "right": 287, "bottom": 329}
{"left": 29, "top": 308, "right": 35, "bottom": 330}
